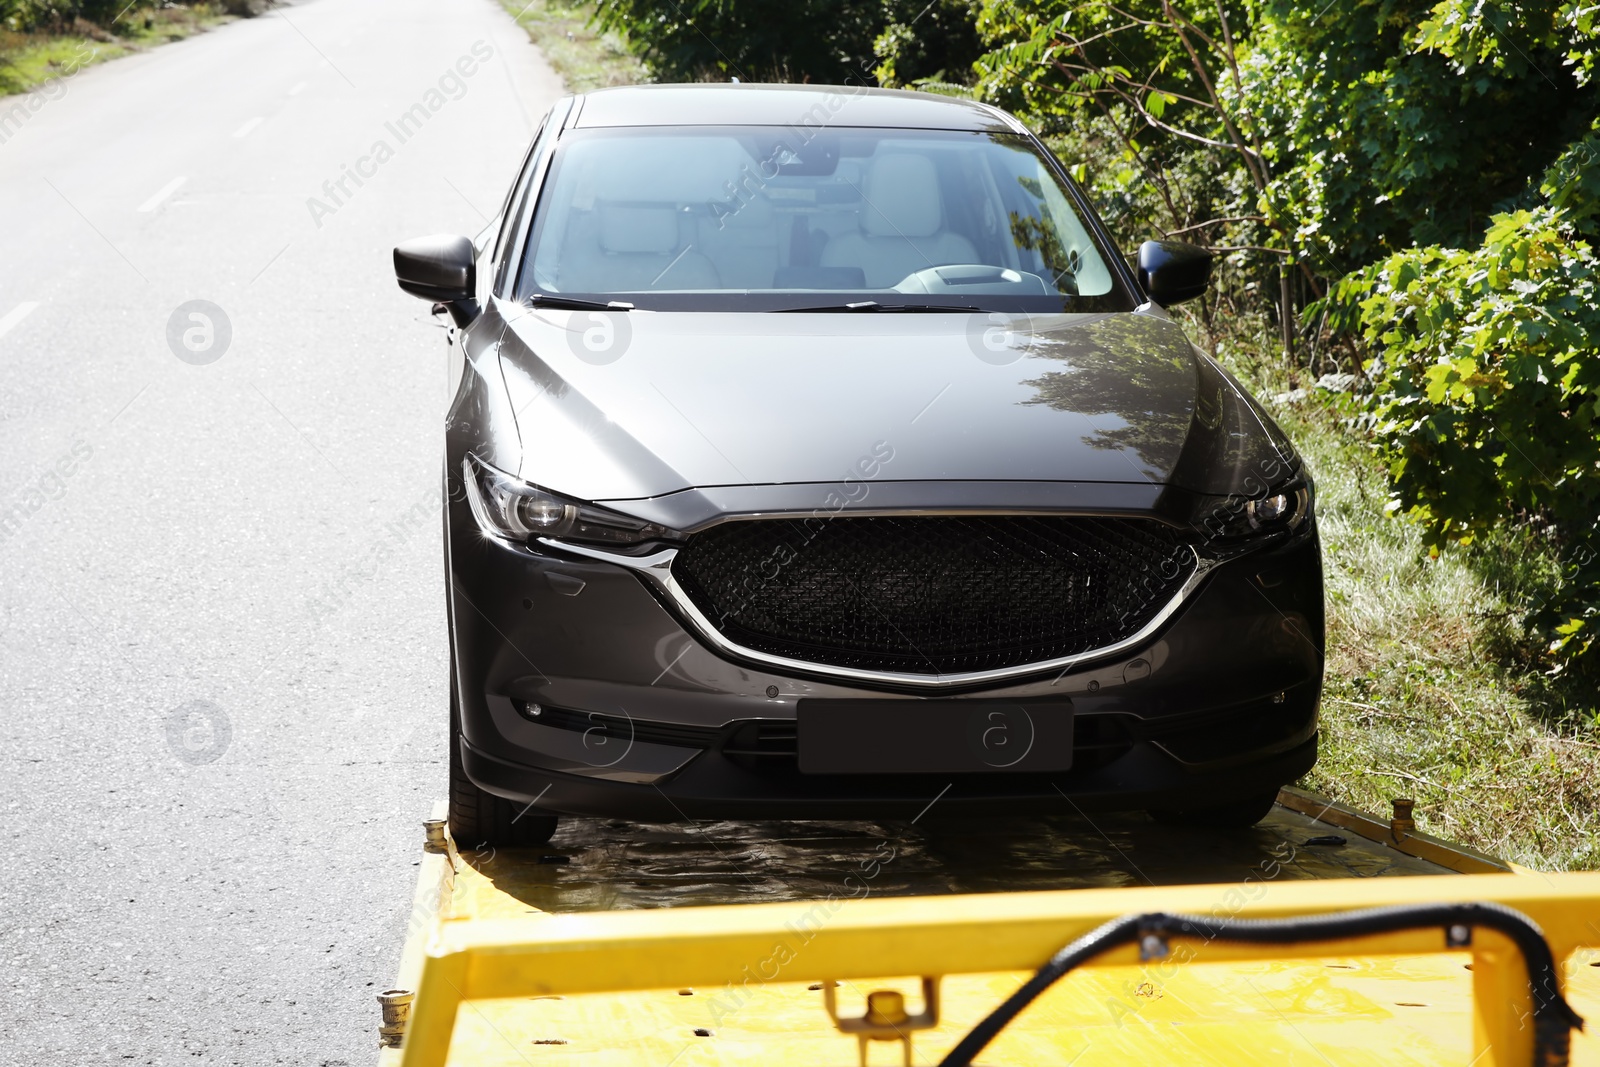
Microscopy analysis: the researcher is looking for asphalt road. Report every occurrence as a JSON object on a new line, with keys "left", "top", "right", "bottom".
{"left": 0, "top": 2, "right": 562, "bottom": 1062}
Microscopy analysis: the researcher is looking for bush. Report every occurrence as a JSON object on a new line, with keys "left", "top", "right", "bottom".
{"left": 2, "top": 0, "right": 262, "bottom": 33}
{"left": 1333, "top": 129, "right": 1600, "bottom": 666}
{"left": 5, "top": 0, "right": 127, "bottom": 31}
{"left": 1242, "top": 0, "right": 1595, "bottom": 276}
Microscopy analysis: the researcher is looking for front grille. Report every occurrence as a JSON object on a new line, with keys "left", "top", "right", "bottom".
{"left": 671, "top": 516, "right": 1196, "bottom": 675}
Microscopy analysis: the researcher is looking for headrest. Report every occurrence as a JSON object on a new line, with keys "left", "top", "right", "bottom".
{"left": 598, "top": 203, "right": 679, "bottom": 254}
{"left": 861, "top": 153, "right": 943, "bottom": 238}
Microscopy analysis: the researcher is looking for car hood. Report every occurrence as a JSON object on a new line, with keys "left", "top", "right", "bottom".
{"left": 493, "top": 301, "right": 1296, "bottom": 502}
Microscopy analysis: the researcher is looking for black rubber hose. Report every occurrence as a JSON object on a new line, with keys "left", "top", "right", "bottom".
{"left": 938, "top": 901, "right": 1585, "bottom": 1067}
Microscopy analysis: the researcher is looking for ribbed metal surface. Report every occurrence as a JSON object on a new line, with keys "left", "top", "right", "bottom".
{"left": 671, "top": 516, "right": 1195, "bottom": 675}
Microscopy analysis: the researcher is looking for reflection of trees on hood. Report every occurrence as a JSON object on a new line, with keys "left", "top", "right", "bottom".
{"left": 1019, "top": 314, "right": 1195, "bottom": 480}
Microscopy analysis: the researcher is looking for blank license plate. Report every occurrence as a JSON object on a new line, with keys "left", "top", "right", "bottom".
{"left": 798, "top": 700, "right": 1073, "bottom": 774}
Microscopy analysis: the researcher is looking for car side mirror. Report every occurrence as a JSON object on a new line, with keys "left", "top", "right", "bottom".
{"left": 395, "top": 234, "right": 479, "bottom": 327}
{"left": 1137, "top": 240, "right": 1212, "bottom": 307}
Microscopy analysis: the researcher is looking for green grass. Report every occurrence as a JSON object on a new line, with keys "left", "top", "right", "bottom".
{"left": 496, "top": 0, "right": 643, "bottom": 93}
{"left": 0, "top": 32, "right": 122, "bottom": 96}
{"left": 0, "top": 5, "right": 240, "bottom": 98}
{"left": 1210, "top": 321, "right": 1600, "bottom": 871}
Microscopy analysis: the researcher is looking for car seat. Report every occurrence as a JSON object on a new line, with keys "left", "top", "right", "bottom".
{"left": 820, "top": 153, "right": 979, "bottom": 288}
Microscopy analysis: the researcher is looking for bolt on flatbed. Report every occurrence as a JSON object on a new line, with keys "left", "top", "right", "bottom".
{"left": 379, "top": 790, "right": 1600, "bottom": 1067}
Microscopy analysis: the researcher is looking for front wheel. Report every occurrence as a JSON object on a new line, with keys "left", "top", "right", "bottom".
{"left": 448, "top": 674, "right": 558, "bottom": 849}
{"left": 1147, "top": 787, "right": 1280, "bottom": 828}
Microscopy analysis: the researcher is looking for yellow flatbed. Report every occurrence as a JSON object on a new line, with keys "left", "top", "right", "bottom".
{"left": 379, "top": 790, "right": 1600, "bottom": 1067}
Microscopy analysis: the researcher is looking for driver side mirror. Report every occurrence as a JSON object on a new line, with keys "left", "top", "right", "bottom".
{"left": 1137, "top": 240, "right": 1212, "bottom": 307}
{"left": 394, "top": 234, "right": 479, "bottom": 327}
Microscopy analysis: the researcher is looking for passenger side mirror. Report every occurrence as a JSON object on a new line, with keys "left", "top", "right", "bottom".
{"left": 1137, "top": 240, "right": 1212, "bottom": 307}
{"left": 395, "top": 234, "right": 479, "bottom": 327}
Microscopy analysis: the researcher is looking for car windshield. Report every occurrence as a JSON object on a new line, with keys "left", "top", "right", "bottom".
{"left": 518, "top": 126, "right": 1133, "bottom": 312}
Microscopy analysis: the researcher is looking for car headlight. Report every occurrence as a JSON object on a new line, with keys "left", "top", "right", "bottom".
{"left": 462, "top": 454, "right": 674, "bottom": 548}
{"left": 1195, "top": 480, "right": 1314, "bottom": 543}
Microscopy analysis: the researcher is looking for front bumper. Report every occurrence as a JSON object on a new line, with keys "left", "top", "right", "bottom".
{"left": 461, "top": 731, "right": 1320, "bottom": 820}
{"left": 448, "top": 498, "right": 1324, "bottom": 819}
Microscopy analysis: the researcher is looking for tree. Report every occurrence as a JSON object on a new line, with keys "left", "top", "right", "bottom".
{"left": 591, "top": 0, "right": 981, "bottom": 85}
{"left": 972, "top": 1, "right": 1306, "bottom": 354}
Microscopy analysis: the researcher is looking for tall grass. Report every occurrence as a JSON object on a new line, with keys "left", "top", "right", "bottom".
{"left": 496, "top": 0, "right": 640, "bottom": 93}
{"left": 0, "top": 4, "right": 244, "bottom": 97}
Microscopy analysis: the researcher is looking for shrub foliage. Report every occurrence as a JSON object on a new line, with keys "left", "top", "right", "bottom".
{"left": 1334, "top": 127, "right": 1600, "bottom": 663}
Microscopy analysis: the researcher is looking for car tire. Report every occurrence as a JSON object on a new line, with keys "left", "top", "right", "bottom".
{"left": 1147, "top": 787, "right": 1279, "bottom": 828}
{"left": 448, "top": 672, "right": 558, "bottom": 849}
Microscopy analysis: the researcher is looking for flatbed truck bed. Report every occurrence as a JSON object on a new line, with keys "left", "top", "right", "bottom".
{"left": 379, "top": 789, "right": 1600, "bottom": 1067}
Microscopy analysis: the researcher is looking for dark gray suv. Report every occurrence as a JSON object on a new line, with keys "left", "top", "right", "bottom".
{"left": 393, "top": 84, "right": 1323, "bottom": 847}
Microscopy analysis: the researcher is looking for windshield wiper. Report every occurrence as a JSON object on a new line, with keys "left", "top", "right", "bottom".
{"left": 771, "top": 300, "right": 981, "bottom": 313}
{"left": 522, "top": 294, "right": 635, "bottom": 311}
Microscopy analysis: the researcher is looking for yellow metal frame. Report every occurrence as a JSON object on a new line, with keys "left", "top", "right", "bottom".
{"left": 397, "top": 868, "right": 1600, "bottom": 1067}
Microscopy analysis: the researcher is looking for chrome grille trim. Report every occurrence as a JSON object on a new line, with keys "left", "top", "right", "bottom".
{"left": 540, "top": 534, "right": 1213, "bottom": 690}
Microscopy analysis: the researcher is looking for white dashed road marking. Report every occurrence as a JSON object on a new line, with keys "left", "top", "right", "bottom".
{"left": 233, "top": 117, "right": 264, "bottom": 139}
{"left": 137, "top": 176, "right": 187, "bottom": 213}
{"left": 0, "top": 301, "right": 40, "bottom": 340}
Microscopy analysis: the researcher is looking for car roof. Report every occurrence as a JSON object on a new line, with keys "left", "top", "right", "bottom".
{"left": 569, "top": 83, "right": 1024, "bottom": 134}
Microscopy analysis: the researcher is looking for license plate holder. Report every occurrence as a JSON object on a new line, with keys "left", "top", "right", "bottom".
{"left": 797, "top": 700, "right": 1073, "bottom": 774}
